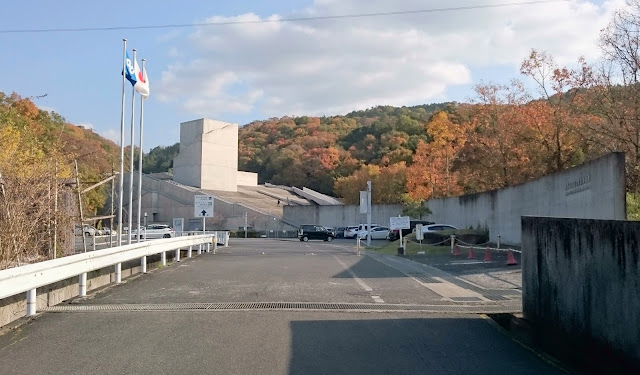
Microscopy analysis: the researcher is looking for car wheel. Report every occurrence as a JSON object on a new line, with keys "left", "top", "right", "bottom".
{"left": 302, "top": 236, "right": 309, "bottom": 242}
{"left": 327, "top": 236, "right": 333, "bottom": 242}
{"left": 163, "top": 234, "right": 170, "bottom": 238}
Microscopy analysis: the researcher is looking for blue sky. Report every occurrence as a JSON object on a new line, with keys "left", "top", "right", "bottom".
{"left": 0, "top": 0, "right": 622, "bottom": 151}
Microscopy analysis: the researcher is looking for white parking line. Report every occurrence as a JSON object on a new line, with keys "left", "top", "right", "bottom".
{"left": 332, "top": 255, "right": 384, "bottom": 304}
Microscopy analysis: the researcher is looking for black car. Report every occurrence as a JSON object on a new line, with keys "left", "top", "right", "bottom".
{"left": 387, "top": 220, "right": 435, "bottom": 241}
{"left": 298, "top": 225, "right": 335, "bottom": 242}
{"left": 334, "top": 227, "right": 346, "bottom": 239}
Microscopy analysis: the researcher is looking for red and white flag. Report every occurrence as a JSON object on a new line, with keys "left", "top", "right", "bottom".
{"left": 133, "top": 59, "right": 149, "bottom": 98}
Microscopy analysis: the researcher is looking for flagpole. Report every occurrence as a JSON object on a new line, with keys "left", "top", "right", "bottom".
{"left": 128, "top": 49, "right": 137, "bottom": 245}
{"left": 118, "top": 39, "right": 127, "bottom": 249}
{"left": 136, "top": 59, "right": 146, "bottom": 243}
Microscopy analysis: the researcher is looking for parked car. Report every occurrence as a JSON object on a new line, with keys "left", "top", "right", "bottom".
{"left": 334, "top": 227, "right": 346, "bottom": 239}
{"left": 358, "top": 226, "right": 390, "bottom": 240}
{"left": 131, "top": 224, "right": 174, "bottom": 239}
{"left": 388, "top": 220, "right": 435, "bottom": 241}
{"left": 420, "top": 224, "right": 458, "bottom": 234}
{"left": 298, "top": 225, "right": 334, "bottom": 242}
{"left": 344, "top": 226, "right": 359, "bottom": 239}
{"left": 76, "top": 225, "right": 99, "bottom": 236}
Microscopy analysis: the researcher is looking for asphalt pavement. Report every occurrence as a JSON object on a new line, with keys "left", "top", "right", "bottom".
{"left": 0, "top": 238, "right": 564, "bottom": 375}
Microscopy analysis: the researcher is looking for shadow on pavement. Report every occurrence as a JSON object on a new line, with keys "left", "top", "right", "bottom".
{"left": 288, "top": 317, "right": 564, "bottom": 375}
{"left": 331, "top": 255, "right": 408, "bottom": 279}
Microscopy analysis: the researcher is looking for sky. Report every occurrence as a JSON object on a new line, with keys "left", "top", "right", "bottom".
{"left": 0, "top": 0, "right": 625, "bottom": 151}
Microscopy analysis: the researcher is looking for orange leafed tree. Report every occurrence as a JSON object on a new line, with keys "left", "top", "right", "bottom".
{"left": 406, "top": 112, "right": 467, "bottom": 200}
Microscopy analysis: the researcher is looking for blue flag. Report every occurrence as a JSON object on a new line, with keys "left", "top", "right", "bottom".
{"left": 124, "top": 51, "right": 137, "bottom": 86}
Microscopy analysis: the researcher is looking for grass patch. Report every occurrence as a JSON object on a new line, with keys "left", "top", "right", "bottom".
{"left": 366, "top": 233, "right": 451, "bottom": 256}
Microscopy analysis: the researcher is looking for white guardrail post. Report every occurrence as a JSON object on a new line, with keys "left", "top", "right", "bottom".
{"left": 188, "top": 245, "right": 192, "bottom": 258}
{"left": 0, "top": 234, "right": 218, "bottom": 318}
{"left": 26, "top": 289, "right": 36, "bottom": 316}
{"left": 115, "top": 263, "right": 122, "bottom": 283}
{"left": 141, "top": 256, "right": 147, "bottom": 274}
{"left": 79, "top": 273, "right": 87, "bottom": 296}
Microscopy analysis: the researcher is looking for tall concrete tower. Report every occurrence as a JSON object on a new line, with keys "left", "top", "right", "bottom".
{"left": 172, "top": 118, "right": 241, "bottom": 192}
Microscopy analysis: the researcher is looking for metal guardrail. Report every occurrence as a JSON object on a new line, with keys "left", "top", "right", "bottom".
{"left": 0, "top": 232, "right": 228, "bottom": 317}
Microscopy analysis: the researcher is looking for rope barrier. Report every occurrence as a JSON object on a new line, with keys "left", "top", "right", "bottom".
{"left": 456, "top": 243, "right": 521, "bottom": 254}
{"left": 406, "top": 237, "right": 451, "bottom": 246}
{"left": 455, "top": 238, "right": 491, "bottom": 246}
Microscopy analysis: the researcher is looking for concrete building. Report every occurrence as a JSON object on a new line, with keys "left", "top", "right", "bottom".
{"left": 122, "top": 118, "right": 342, "bottom": 234}
{"left": 172, "top": 119, "right": 257, "bottom": 192}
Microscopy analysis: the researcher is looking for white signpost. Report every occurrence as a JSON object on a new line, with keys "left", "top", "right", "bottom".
{"left": 194, "top": 195, "right": 213, "bottom": 253}
{"left": 390, "top": 216, "right": 410, "bottom": 255}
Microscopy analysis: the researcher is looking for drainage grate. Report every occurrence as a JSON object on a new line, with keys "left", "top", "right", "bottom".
{"left": 42, "top": 301, "right": 521, "bottom": 314}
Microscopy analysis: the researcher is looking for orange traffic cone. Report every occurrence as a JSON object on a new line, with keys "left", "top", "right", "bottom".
{"left": 484, "top": 247, "right": 492, "bottom": 262}
{"left": 453, "top": 245, "right": 461, "bottom": 257}
{"left": 506, "top": 249, "right": 518, "bottom": 265}
{"left": 467, "top": 247, "right": 476, "bottom": 259}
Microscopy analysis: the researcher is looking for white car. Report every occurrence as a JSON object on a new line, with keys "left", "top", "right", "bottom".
{"left": 420, "top": 224, "right": 458, "bottom": 235}
{"left": 131, "top": 224, "right": 174, "bottom": 239}
{"left": 344, "top": 226, "right": 359, "bottom": 239}
{"left": 358, "top": 226, "right": 390, "bottom": 240}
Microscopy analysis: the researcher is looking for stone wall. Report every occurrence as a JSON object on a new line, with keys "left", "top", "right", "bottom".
{"left": 521, "top": 216, "right": 640, "bottom": 372}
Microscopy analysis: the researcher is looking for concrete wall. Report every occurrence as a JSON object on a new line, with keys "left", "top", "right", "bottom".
{"left": 426, "top": 153, "right": 626, "bottom": 244}
{"left": 522, "top": 216, "right": 640, "bottom": 372}
{"left": 237, "top": 171, "right": 258, "bottom": 187}
{"left": 172, "top": 119, "right": 203, "bottom": 189}
{"left": 173, "top": 118, "right": 240, "bottom": 192}
{"left": 284, "top": 204, "right": 403, "bottom": 228}
{"left": 123, "top": 174, "right": 296, "bottom": 232}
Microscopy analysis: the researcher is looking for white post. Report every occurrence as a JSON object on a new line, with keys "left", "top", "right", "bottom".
{"left": 175, "top": 248, "right": 180, "bottom": 262}
{"left": 117, "top": 38, "right": 127, "bottom": 251}
{"left": 198, "top": 243, "right": 202, "bottom": 255}
{"left": 187, "top": 245, "right": 192, "bottom": 258}
{"left": 136, "top": 59, "right": 146, "bottom": 244}
{"left": 79, "top": 273, "right": 87, "bottom": 296}
{"left": 92, "top": 235, "right": 96, "bottom": 252}
{"left": 214, "top": 238, "right": 217, "bottom": 254}
{"left": 497, "top": 235, "right": 501, "bottom": 249}
{"left": 161, "top": 251, "right": 167, "bottom": 266}
{"left": 127, "top": 49, "right": 137, "bottom": 245}
{"left": 26, "top": 289, "right": 36, "bottom": 316}
{"left": 450, "top": 235, "right": 455, "bottom": 254}
{"left": 244, "top": 212, "right": 248, "bottom": 238}
{"left": 115, "top": 263, "right": 122, "bottom": 283}
{"left": 399, "top": 228, "right": 404, "bottom": 255}
{"left": 357, "top": 237, "right": 361, "bottom": 256}
{"left": 141, "top": 255, "right": 147, "bottom": 273}
{"left": 366, "top": 181, "right": 372, "bottom": 246}
{"left": 225, "top": 232, "right": 229, "bottom": 247}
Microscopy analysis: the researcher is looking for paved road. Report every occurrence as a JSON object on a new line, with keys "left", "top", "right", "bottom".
{"left": 0, "top": 238, "right": 563, "bottom": 374}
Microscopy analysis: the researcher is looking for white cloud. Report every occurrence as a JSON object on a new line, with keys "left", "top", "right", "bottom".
{"left": 158, "top": 0, "right": 625, "bottom": 118}
{"left": 99, "top": 128, "right": 120, "bottom": 144}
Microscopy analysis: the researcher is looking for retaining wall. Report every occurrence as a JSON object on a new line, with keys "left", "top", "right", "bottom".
{"left": 521, "top": 216, "right": 640, "bottom": 372}
{"left": 426, "top": 152, "right": 625, "bottom": 244}
{"left": 283, "top": 204, "right": 403, "bottom": 228}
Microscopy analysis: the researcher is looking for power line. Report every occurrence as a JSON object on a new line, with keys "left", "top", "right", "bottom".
{"left": 0, "top": 0, "right": 570, "bottom": 34}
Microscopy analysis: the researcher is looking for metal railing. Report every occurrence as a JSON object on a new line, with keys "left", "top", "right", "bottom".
{"left": 0, "top": 232, "right": 228, "bottom": 317}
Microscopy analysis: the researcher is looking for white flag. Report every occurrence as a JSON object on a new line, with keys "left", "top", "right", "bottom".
{"left": 133, "top": 60, "right": 150, "bottom": 98}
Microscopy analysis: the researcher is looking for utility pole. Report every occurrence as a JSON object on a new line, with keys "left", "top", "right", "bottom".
{"left": 75, "top": 160, "right": 87, "bottom": 253}
{"left": 367, "top": 180, "right": 372, "bottom": 246}
{"left": 53, "top": 162, "right": 58, "bottom": 259}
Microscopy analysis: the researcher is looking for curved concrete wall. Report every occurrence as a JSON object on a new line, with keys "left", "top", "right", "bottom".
{"left": 426, "top": 153, "right": 626, "bottom": 244}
